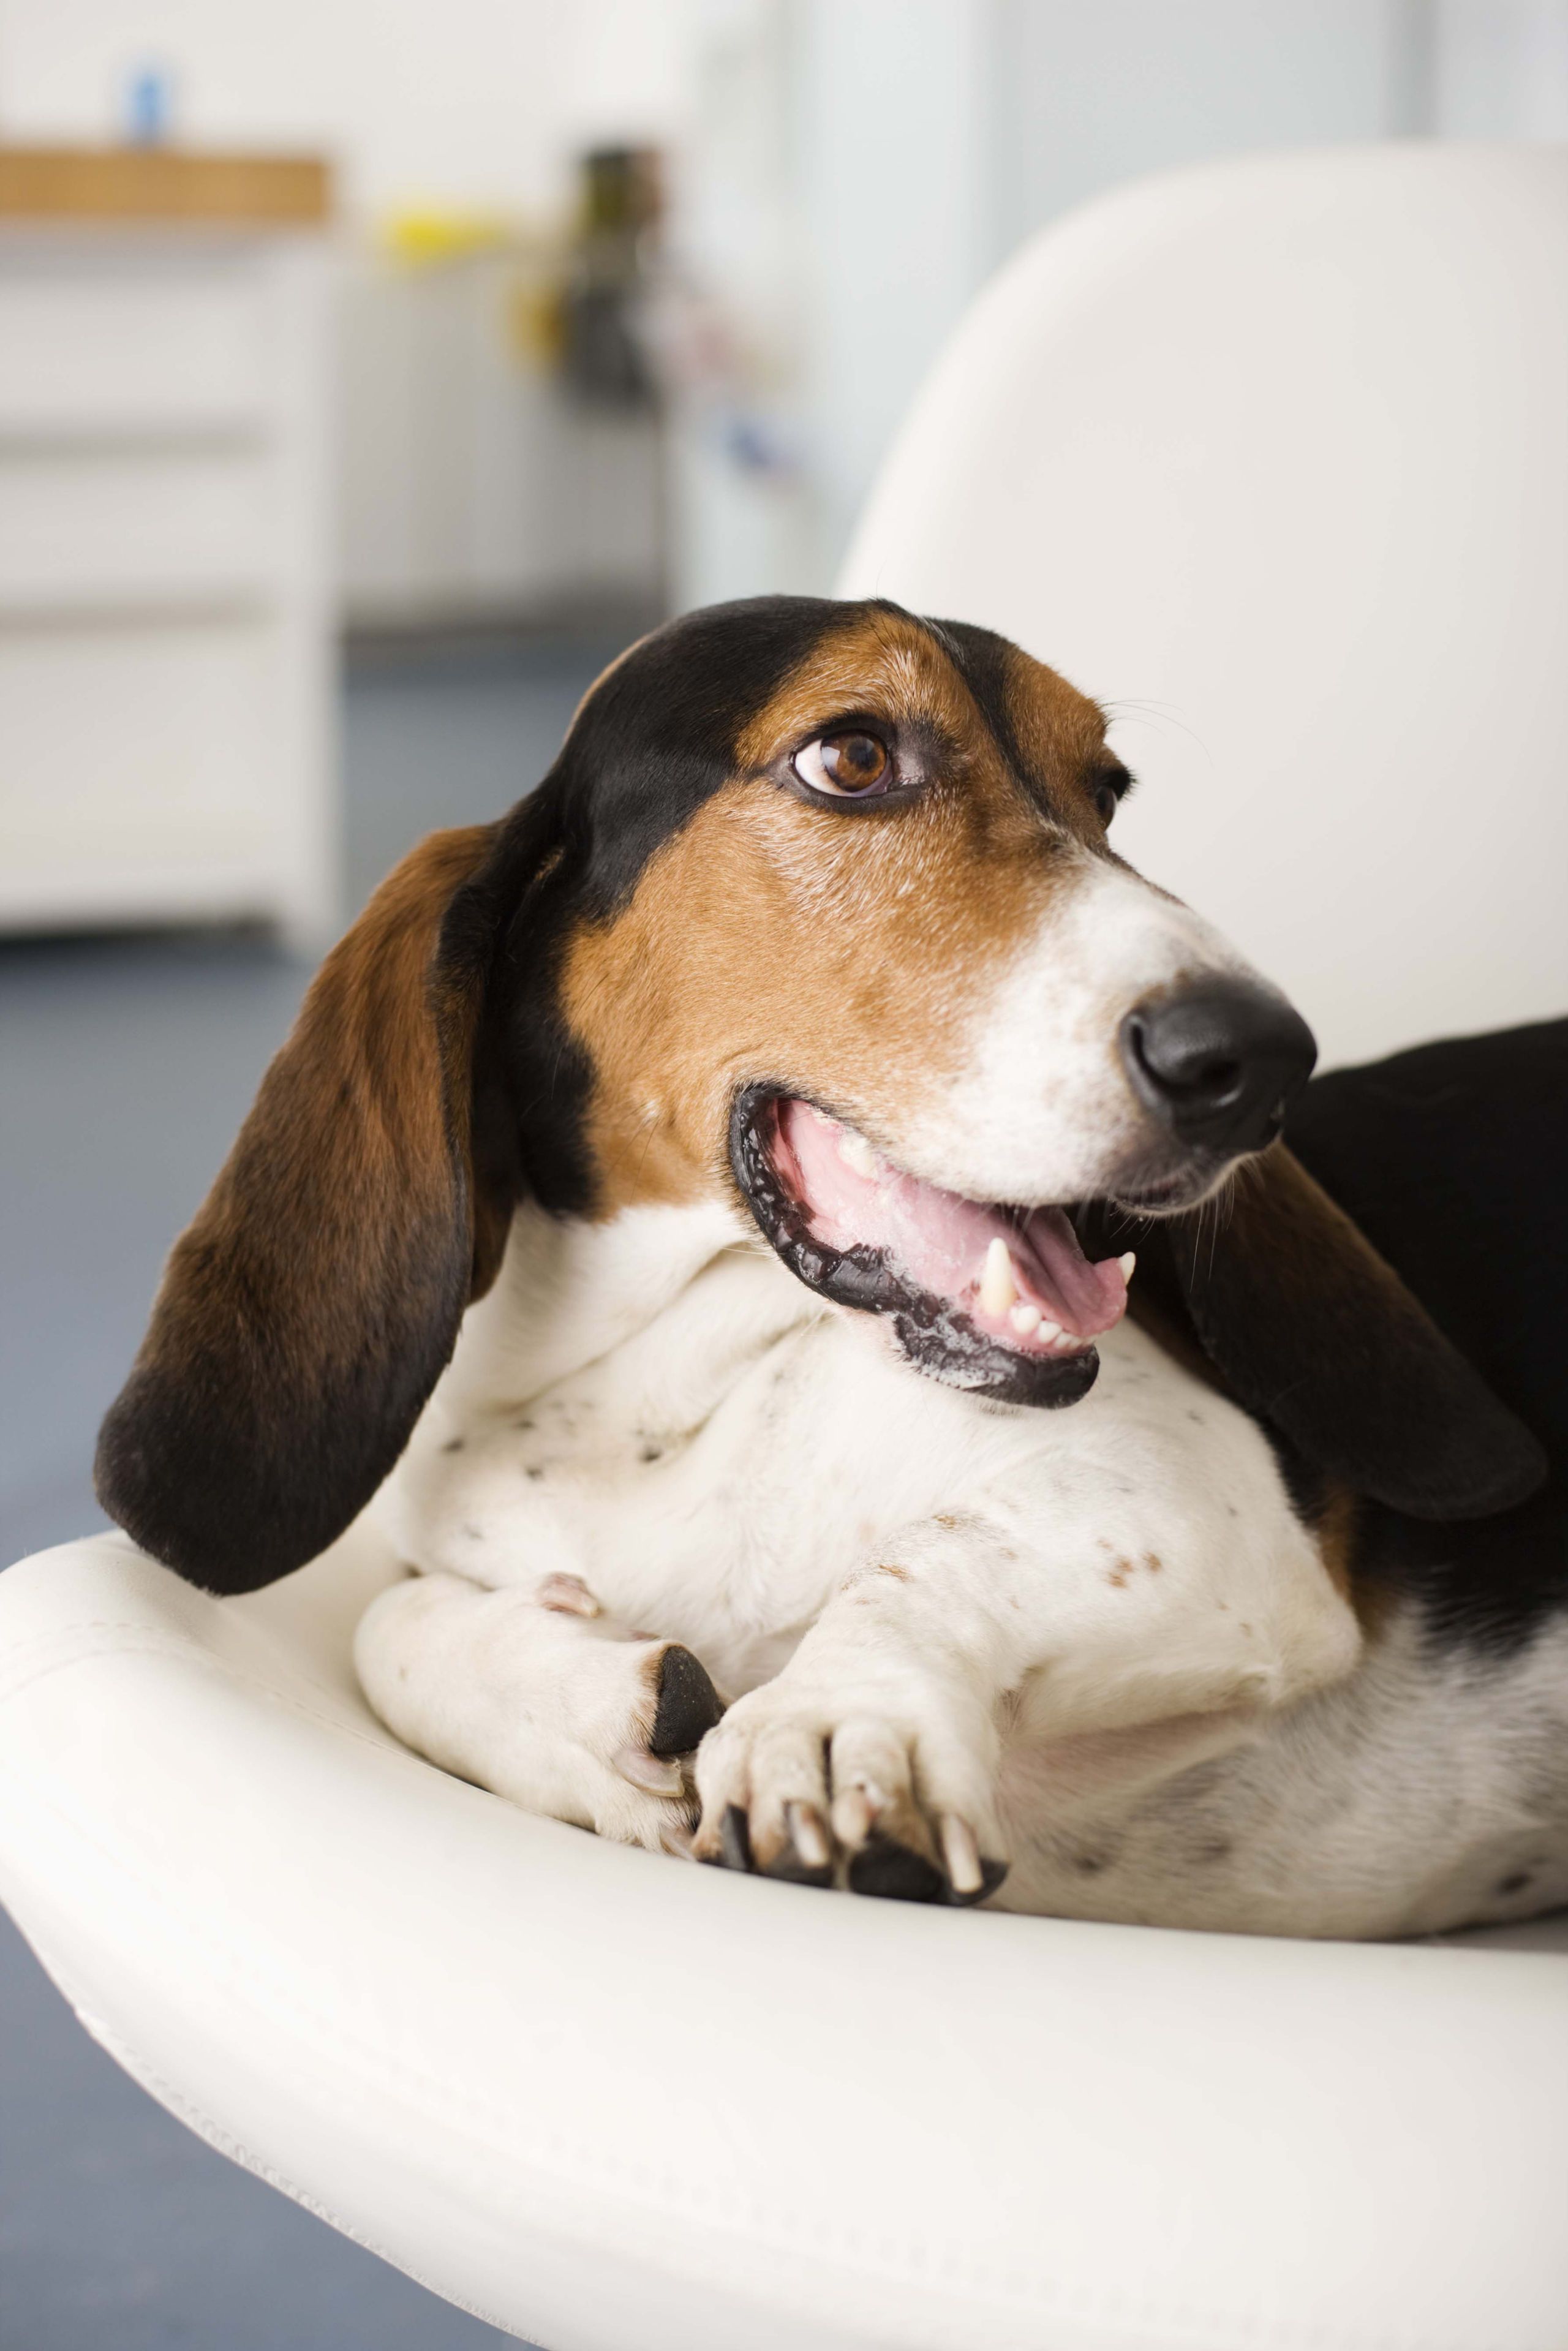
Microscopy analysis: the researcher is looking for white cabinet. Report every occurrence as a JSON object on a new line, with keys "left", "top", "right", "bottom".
{"left": 0, "top": 152, "right": 336, "bottom": 943}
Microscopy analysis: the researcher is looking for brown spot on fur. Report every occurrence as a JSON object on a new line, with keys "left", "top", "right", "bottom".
{"left": 876, "top": 1562, "right": 911, "bottom": 1582}
{"left": 1105, "top": 1559, "right": 1133, "bottom": 1588}
{"left": 558, "top": 609, "right": 1110, "bottom": 1215}
{"left": 1142, "top": 1551, "right": 1163, "bottom": 1573}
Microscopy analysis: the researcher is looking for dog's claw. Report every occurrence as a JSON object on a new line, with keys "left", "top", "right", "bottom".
{"left": 614, "top": 1745, "right": 684, "bottom": 1798}
{"left": 537, "top": 1572, "right": 599, "bottom": 1617}
{"left": 788, "top": 1800, "right": 831, "bottom": 1870}
{"left": 831, "top": 1783, "right": 876, "bottom": 1849}
{"left": 717, "top": 1802, "right": 753, "bottom": 1871}
{"left": 940, "top": 1813, "right": 982, "bottom": 1897}
{"left": 759, "top": 1799, "right": 832, "bottom": 1887}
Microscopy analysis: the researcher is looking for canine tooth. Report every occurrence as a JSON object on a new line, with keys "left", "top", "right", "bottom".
{"left": 837, "top": 1129, "right": 880, "bottom": 1180}
{"left": 979, "top": 1236, "right": 1017, "bottom": 1316}
{"left": 1009, "top": 1302, "right": 1042, "bottom": 1335}
{"left": 1118, "top": 1251, "right": 1137, "bottom": 1284}
{"left": 1036, "top": 1318, "right": 1063, "bottom": 1345}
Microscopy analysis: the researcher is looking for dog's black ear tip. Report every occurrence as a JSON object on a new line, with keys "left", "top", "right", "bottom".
{"left": 1377, "top": 1417, "right": 1551, "bottom": 1524}
{"left": 1348, "top": 1354, "right": 1551, "bottom": 1520}
{"left": 93, "top": 1386, "right": 318, "bottom": 1596}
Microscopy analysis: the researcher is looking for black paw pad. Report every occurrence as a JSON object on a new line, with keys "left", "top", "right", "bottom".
{"left": 650, "top": 1646, "right": 725, "bottom": 1757}
{"left": 848, "top": 1833, "right": 946, "bottom": 1904}
{"left": 763, "top": 1849, "right": 833, "bottom": 1891}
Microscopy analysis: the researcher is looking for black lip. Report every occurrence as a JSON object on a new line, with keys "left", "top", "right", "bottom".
{"left": 728, "top": 1084, "right": 1101, "bottom": 1411}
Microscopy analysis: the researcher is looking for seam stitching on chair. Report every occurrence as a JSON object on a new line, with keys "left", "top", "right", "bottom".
{"left": 12, "top": 1920, "right": 526, "bottom": 2341}
{"left": 0, "top": 1770, "right": 1505, "bottom": 2351}
{"left": 0, "top": 1628, "right": 399, "bottom": 1759}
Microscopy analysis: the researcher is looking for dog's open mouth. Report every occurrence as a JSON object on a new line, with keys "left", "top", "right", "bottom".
{"left": 730, "top": 1088, "right": 1134, "bottom": 1407}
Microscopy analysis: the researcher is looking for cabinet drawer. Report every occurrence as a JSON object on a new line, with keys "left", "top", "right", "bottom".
{"left": 0, "top": 619, "right": 277, "bottom": 893}
{"left": 0, "top": 253, "right": 271, "bottom": 435}
{"left": 0, "top": 447, "right": 281, "bottom": 609}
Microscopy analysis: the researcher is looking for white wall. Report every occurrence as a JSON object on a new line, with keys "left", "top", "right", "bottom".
{"left": 0, "top": 0, "right": 699, "bottom": 625}
{"left": 673, "top": 0, "right": 1568, "bottom": 610}
{"left": 988, "top": 0, "right": 1404, "bottom": 265}
{"left": 6, "top": 1, "right": 1566, "bottom": 619}
{"left": 1433, "top": 0, "right": 1568, "bottom": 134}
{"left": 0, "top": 0, "right": 698, "bottom": 218}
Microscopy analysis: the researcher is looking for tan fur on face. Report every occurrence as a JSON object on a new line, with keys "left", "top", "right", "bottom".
{"left": 994, "top": 640, "right": 1119, "bottom": 839}
{"left": 559, "top": 608, "right": 1114, "bottom": 1213}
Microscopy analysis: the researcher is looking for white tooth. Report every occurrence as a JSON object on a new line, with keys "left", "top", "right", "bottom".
{"left": 1118, "top": 1251, "right": 1137, "bottom": 1285}
{"left": 979, "top": 1236, "right": 1017, "bottom": 1317}
{"left": 1009, "top": 1302, "right": 1042, "bottom": 1335}
{"left": 837, "top": 1129, "right": 880, "bottom": 1180}
{"left": 1036, "top": 1318, "right": 1063, "bottom": 1345}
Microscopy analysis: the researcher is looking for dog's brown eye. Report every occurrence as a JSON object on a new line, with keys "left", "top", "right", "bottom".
{"left": 793, "top": 731, "right": 891, "bottom": 797}
{"left": 1091, "top": 764, "right": 1132, "bottom": 826}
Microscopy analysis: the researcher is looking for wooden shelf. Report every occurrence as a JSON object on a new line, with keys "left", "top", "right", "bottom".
{"left": 0, "top": 146, "right": 331, "bottom": 227}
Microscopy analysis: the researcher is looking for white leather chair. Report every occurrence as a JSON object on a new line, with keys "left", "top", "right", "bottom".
{"left": 840, "top": 142, "right": 1568, "bottom": 1070}
{"left": 4, "top": 147, "right": 1566, "bottom": 2351}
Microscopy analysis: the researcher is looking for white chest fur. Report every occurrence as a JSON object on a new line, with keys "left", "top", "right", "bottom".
{"left": 381, "top": 1201, "right": 1358, "bottom": 1725}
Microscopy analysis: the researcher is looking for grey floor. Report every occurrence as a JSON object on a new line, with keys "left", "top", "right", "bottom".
{"left": 0, "top": 633, "right": 623, "bottom": 2351}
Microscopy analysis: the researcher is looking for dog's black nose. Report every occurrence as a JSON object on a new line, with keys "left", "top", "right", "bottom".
{"left": 1120, "top": 981, "right": 1317, "bottom": 1154}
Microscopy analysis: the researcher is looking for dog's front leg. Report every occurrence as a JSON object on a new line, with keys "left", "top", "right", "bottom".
{"left": 355, "top": 1571, "right": 724, "bottom": 1852}
{"left": 692, "top": 1515, "right": 1022, "bottom": 1904}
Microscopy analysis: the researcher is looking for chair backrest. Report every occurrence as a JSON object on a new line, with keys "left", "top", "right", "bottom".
{"left": 839, "top": 145, "right": 1568, "bottom": 1069}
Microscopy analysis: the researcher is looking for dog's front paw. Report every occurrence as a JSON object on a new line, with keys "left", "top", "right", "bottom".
{"left": 355, "top": 1570, "right": 726, "bottom": 1856}
{"left": 691, "top": 1672, "right": 1008, "bottom": 1904}
{"left": 526, "top": 1574, "right": 729, "bottom": 1853}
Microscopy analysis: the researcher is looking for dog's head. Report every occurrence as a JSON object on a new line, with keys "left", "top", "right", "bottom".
{"left": 97, "top": 597, "right": 1545, "bottom": 1589}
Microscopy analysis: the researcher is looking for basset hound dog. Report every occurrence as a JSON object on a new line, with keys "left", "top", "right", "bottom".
{"left": 96, "top": 597, "right": 1568, "bottom": 1938}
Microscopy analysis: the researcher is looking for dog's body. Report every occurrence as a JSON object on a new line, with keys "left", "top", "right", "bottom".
{"left": 96, "top": 597, "right": 1565, "bottom": 1938}
{"left": 361, "top": 1171, "right": 1568, "bottom": 1941}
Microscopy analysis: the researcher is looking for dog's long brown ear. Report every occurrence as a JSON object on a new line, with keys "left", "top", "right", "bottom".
{"left": 1142, "top": 1146, "right": 1547, "bottom": 1520}
{"left": 96, "top": 819, "right": 534, "bottom": 1594}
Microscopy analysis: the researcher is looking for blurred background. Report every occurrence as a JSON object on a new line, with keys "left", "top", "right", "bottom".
{"left": 1, "top": 5, "right": 1566, "bottom": 2347}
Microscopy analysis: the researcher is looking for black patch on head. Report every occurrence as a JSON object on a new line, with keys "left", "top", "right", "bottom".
{"left": 923, "top": 617, "right": 1038, "bottom": 796}
{"left": 486, "top": 597, "right": 897, "bottom": 1216}
{"left": 545, "top": 595, "right": 886, "bottom": 918}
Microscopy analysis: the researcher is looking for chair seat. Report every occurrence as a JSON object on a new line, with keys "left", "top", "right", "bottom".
{"left": 2, "top": 1526, "right": 1565, "bottom": 2351}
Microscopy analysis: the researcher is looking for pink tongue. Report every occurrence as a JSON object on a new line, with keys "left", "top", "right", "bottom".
{"left": 776, "top": 1100, "right": 1128, "bottom": 1348}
